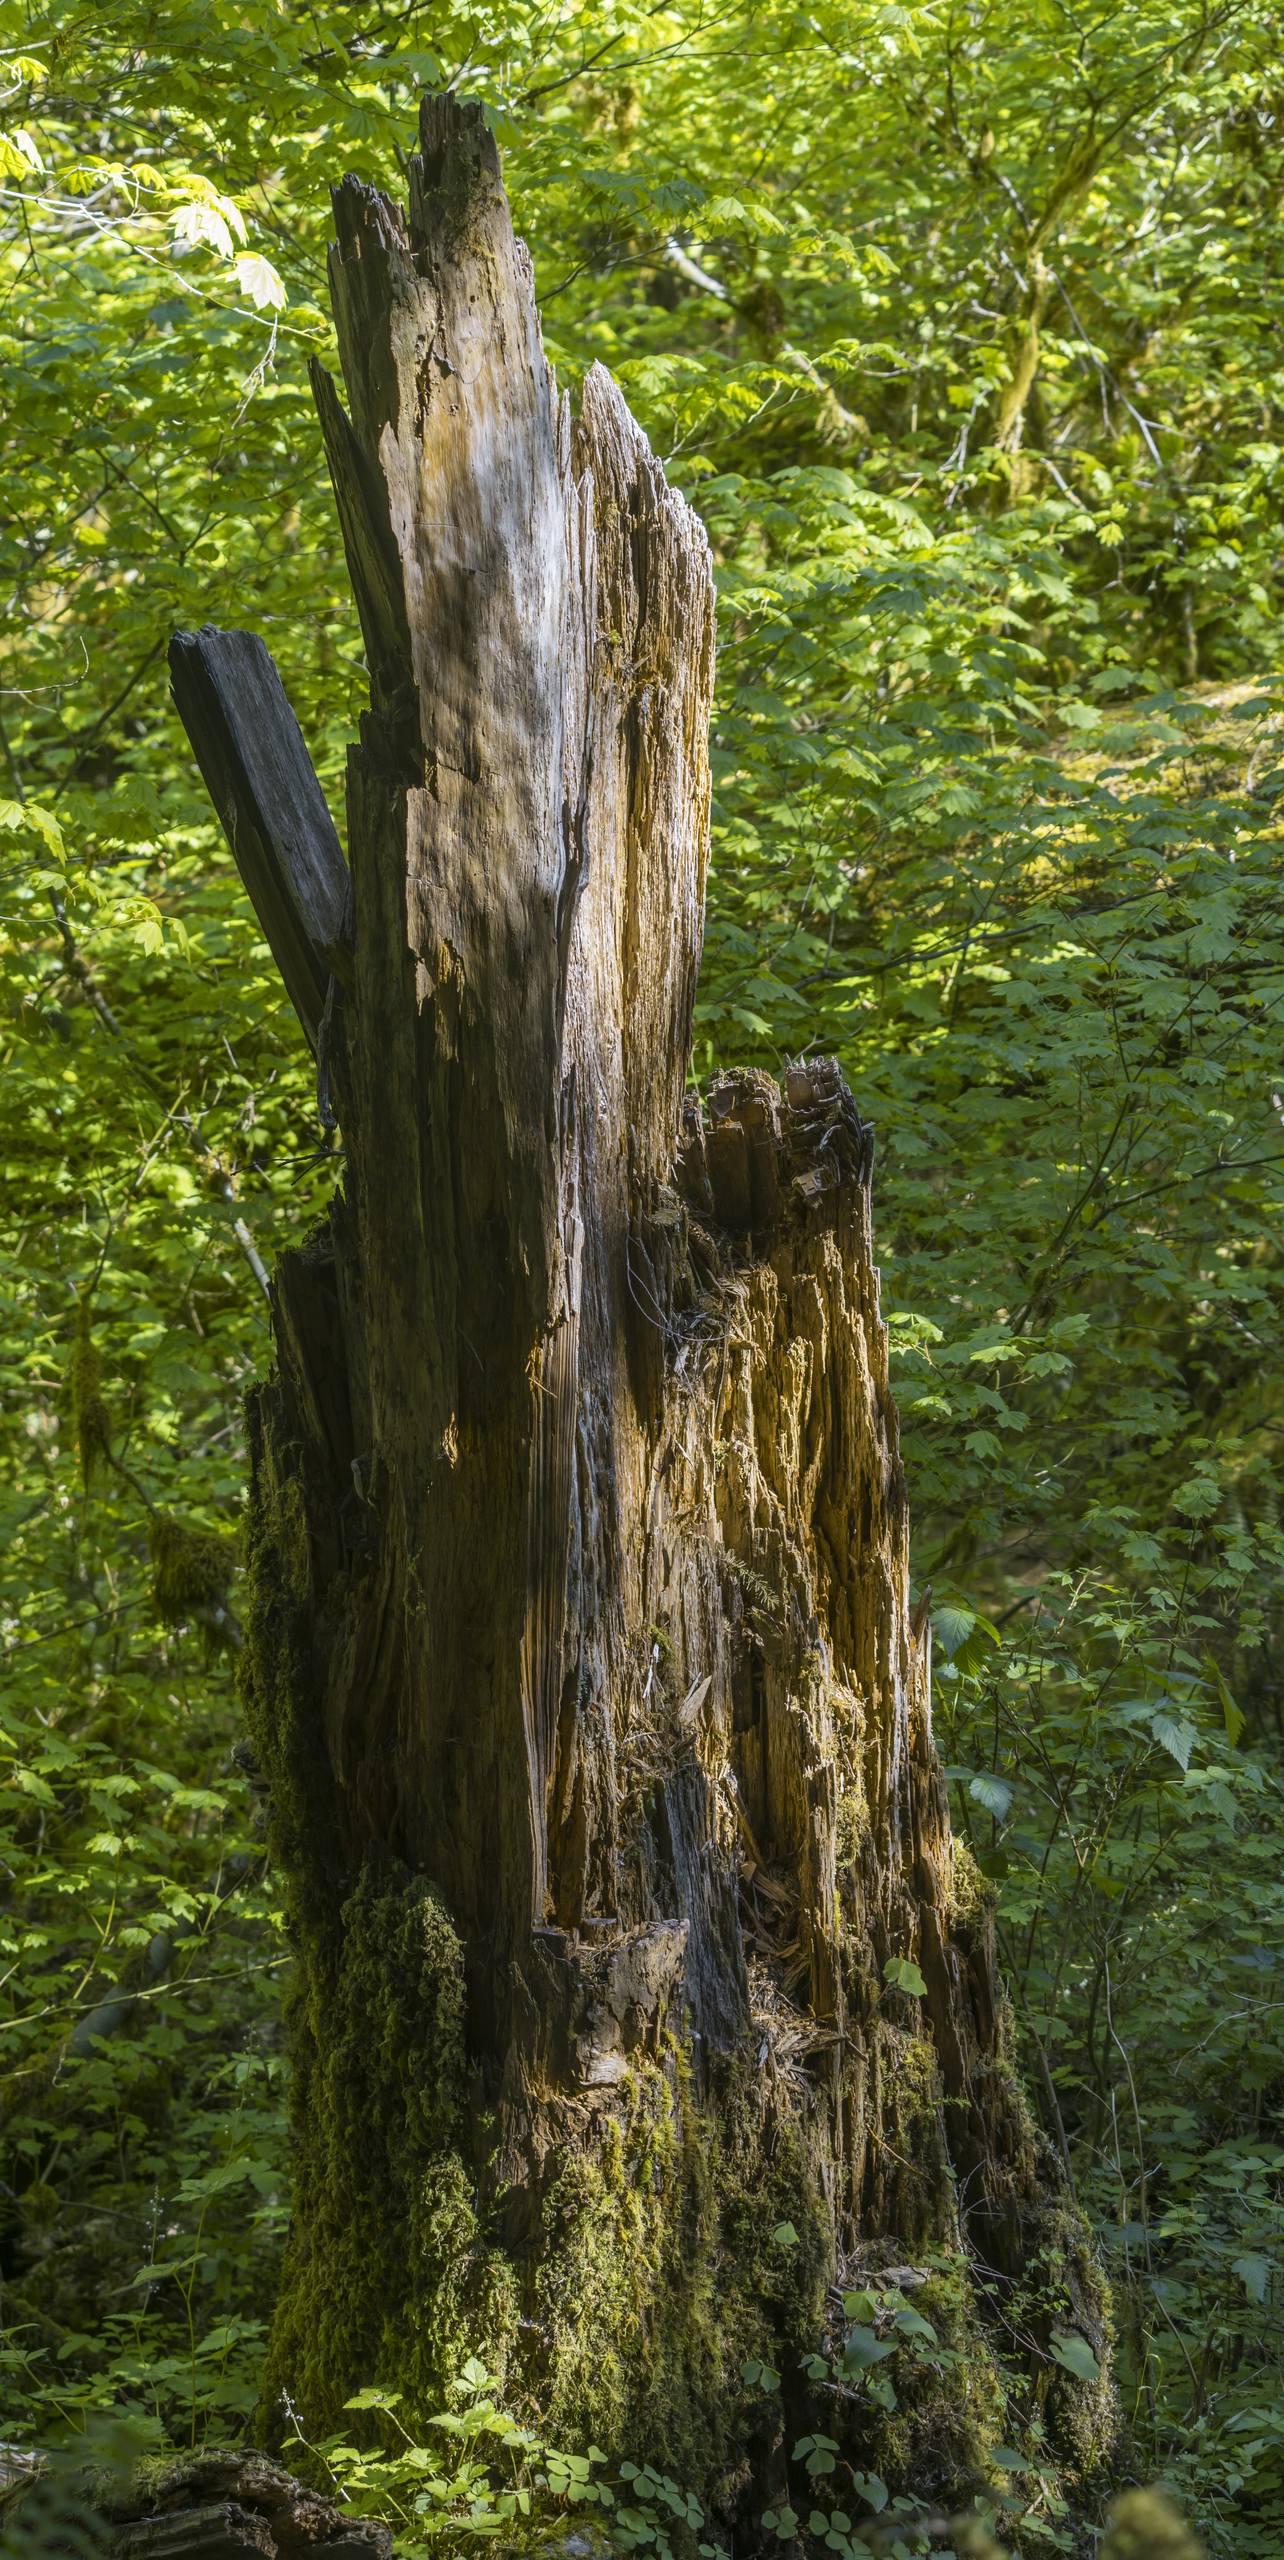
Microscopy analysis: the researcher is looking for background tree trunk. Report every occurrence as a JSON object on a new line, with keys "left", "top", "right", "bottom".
{"left": 173, "top": 92, "right": 1112, "bottom": 2519}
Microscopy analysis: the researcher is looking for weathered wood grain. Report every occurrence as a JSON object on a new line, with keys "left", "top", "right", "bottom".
{"left": 168, "top": 627, "right": 350, "bottom": 1051}
{"left": 176, "top": 87, "right": 1109, "bottom": 2501}
{"left": 101, "top": 2452, "right": 392, "bottom": 2560}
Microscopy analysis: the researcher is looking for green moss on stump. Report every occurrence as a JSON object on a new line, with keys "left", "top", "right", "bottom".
{"left": 242, "top": 1413, "right": 1114, "bottom": 2513}
{"left": 263, "top": 1867, "right": 519, "bottom": 2439}
{"left": 534, "top": 2050, "right": 834, "bottom": 2504}
{"left": 1014, "top": 2202, "right": 1118, "bottom": 2484}
{"left": 259, "top": 1834, "right": 1112, "bottom": 2514}
{"left": 266, "top": 1862, "right": 833, "bottom": 2505}
{"left": 885, "top": 2260, "right": 1010, "bottom": 2505}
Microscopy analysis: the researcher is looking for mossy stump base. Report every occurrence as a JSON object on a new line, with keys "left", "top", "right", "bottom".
{"left": 172, "top": 89, "right": 1115, "bottom": 2529}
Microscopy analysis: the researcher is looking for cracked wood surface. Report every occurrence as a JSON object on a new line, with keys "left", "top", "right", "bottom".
{"left": 172, "top": 89, "right": 1096, "bottom": 2452}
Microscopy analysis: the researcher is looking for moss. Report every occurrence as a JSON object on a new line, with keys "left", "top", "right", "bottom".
{"left": 534, "top": 2070, "right": 682, "bottom": 2452}
{"left": 529, "top": 2045, "right": 832, "bottom": 2508}
{"left": 834, "top": 1778, "right": 867, "bottom": 1869}
{"left": 913, "top": 2261, "right": 1007, "bottom": 2460}
{"left": 948, "top": 1838, "right": 993, "bottom": 1931}
{"left": 259, "top": 1849, "right": 1114, "bottom": 2528}
{"left": 867, "top": 2023, "right": 953, "bottom": 2250}
{"left": 70, "top": 1294, "right": 111, "bottom": 1486}
{"left": 148, "top": 1511, "right": 237, "bottom": 1645}
{"left": 267, "top": 1882, "right": 836, "bottom": 2517}
{"left": 996, "top": 2199, "right": 1118, "bottom": 2488}
{"left": 264, "top": 1866, "right": 520, "bottom": 2440}
{"left": 1100, "top": 2486, "right": 1203, "bottom": 2559}
{"left": 241, "top": 1406, "right": 1112, "bottom": 2520}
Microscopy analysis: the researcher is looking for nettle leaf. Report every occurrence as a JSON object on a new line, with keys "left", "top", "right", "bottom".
{"left": 1232, "top": 2252, "right": 1271, "bottom": 2304}
{"left": 931, "top": 1598, "right": 999, "bottom": 1679}
{"left": 1149, "top": 1709, "right": 1197, "bottom": 1772}
{"left": 930, "top": 1602, "right": 977, "bottom": 1659}
{"left": 967, "top": 1772, "right": 1014, "bottom": 1821}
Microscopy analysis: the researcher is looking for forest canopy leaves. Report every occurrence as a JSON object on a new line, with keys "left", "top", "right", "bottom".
{"left": 0, "top": 3, "right": 1281, "bottom": 2553}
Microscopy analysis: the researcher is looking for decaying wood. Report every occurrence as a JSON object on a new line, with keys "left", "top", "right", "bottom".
{"left": 168, "top": 629, "right": 350, "bottom": 1052}
{"left": 172, "top": 88, "right": 1108, "bottom": 2500}
{"left": 115, "top": 2507, "right": 274, "bottom": 2560}
{"left": 71, "top": 2453, "right": 392, "bottom": 2560}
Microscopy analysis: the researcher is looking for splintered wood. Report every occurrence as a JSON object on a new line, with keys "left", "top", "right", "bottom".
{"left": 171, "top": 89, "right": 1104, "bottom": 2462}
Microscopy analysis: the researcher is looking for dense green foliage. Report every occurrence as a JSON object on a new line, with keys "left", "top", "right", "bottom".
{"left": 1, "top": 3, "right": 1281, "bottom": 2553}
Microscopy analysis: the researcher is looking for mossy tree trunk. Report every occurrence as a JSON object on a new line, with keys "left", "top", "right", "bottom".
{"left": 172, "top": 93, "right": 1111, "bottom": 2519}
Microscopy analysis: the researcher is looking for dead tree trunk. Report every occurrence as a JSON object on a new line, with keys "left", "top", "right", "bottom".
{"left": 171, "top": 93, "right": 1111, "bottom": 2517}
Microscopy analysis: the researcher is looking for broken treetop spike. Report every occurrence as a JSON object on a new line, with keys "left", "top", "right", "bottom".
{"left": 411, "top": 91, "right": 511, "bottom": 258}
{"left": 327, "top": 94, "right": 502, "bottom": 263}
{"left": 417, "top": 89, "right": 501, "bottom": 191}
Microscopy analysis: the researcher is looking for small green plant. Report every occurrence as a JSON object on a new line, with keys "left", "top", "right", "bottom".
{"left": 276, "top": 2360, "right": 728, "bottom": 2560}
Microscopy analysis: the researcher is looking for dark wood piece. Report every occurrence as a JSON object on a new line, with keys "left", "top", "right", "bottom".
{"left": 105, "top": 2454, "right": 392, "bottom": 2560}
{"left": 168, "top": 628, "right": 350, "bottom": 1050}
{"left": 115, "top": 2506, "right": 274, "bottom": 2559}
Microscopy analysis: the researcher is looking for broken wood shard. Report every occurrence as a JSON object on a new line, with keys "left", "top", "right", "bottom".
{"left": 168, "top": 627, "right": 350, "bottom": 1049}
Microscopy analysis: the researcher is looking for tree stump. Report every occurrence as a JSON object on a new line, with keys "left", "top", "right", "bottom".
{"left": 171, "top": 91, "right": 1111, "bottom": 2518}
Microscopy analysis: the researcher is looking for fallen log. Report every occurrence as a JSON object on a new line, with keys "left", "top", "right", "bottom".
{"left": 101, "top": 2453, "right": 391, "bottom": 2560}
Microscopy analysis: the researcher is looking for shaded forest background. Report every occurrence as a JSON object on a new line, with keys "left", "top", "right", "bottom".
{"left": 0, "top": 4, "right": 1280, "bottom": 2554}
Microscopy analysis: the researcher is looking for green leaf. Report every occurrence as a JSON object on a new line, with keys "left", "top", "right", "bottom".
{"left": 842, "top": 2326, "right": 897, "bottom": 2370}
{"left": 1149, "top": 1709, "right": 1197, "bottom": 1772}
{"left": 967, "top": 1772, "right": 1014, "bottom": 1821}
{"left": 1204, "top": 1654, "right": 1246, "bottom": 1748}
{"left": 233, "top": 253, "right": 287, "bottom": 311}
{"left": 1048, "top": 2331, "right": 1101, "bottom": 2384}
{"left": 740, "top": 2357, "right": 780, "bottom": 2393}
{"left": 932, "top": 1603, "right": 977, "bottom": 1659}
{"left": 883, "top": 1956, "right": 928, "bottom": 1997}
{"left": 0, "top": 796, "right": 65, "bottom": 855}
{"left": 1232, "top": 2252, "right": 1270, "bottom": 2304}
